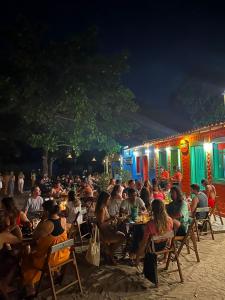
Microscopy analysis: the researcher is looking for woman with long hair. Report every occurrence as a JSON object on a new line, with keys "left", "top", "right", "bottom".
{"left": 140, "top": 180, "right": 153, "bottom": 209}
{"left": 95, "top": 191, "right": 125, "bottom": 264}
{"left": 166, "top": 186, "right": 189, "bottom": 236}
{"left": 108, "top": 184, "right": 123, "bottom": 217}
{"left": 1, "top": 197, "right": 30, "bottom": 238}
{"left": 136, "top": 199, "right": 173, "bottom": 264}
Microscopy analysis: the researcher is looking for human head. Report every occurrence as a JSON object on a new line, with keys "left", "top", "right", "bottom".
{"left": 95, "top": 191, "right": 110, "bottom": 213}
{"left": 135, "top": 181, "right": 142, "bottom": 191}
{"left": 68, "top": 190, "right": 76, "bottom": 202}
{"left": 170, "top": 186, "right": 183, "bottom": 202}
{"left": 127, "top": 188, "right": 136, "bottom": 202}
{"left": 190, "top": 184, "right": 200, "bottom": 194}
{"left": 144, "top": 180, "right": 151, "bottom": 189}
{"left": 42, "top": 200, "right": 60, "bottom": 216}
{"left": 160, "top": 166, "right": 164, "bottom": 172}
{"left": 109, "top": 178, "right": 115, "bottom": 185}
{"left": 201, "top": 179, "right": 208, "bottom": 187}
{"left": 111, "top": 184, "right": 122, "bottom": 198}
{"left": 128, "top": 179, "right": 135, "bottom": 189}
{"left": 115, "top": 179, "right": 121, "bottom": 185}
{"left": 31, "top": 186, "right": 41, "bottom": 197}
{"left": 151, "top": 199, "right": 168, "bottom": 234}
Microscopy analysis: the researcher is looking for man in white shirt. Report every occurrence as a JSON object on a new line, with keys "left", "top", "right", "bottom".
{"left": 24, "top": 186, "right": 44, "bottom": 218}
{"left": 120, "top": 188, "right": 146, "bottom": 215}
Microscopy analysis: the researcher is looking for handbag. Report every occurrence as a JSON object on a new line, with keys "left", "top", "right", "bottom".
{"left": 143, "top": 252, "right": 158, "bottom": 284}
{"left": 85, "top": 224, "right": 100, "bottom": 266}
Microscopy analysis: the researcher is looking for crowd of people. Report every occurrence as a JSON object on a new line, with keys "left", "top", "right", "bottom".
{"left": 0, "top": 167, "right": 217, "bottom": 298}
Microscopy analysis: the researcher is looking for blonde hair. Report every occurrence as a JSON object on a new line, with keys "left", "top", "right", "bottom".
{"left": 151, "top": 199, "right": 169, "bottom": 234}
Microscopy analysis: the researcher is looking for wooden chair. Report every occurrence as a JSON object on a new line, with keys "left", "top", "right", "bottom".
{"left": 209, "top": 196, "right": 224, "bottom": 225}
{"left": 146, "top": 231, "right": 183, "bottom": 287}
{"left": 36, "top": 239, "right": 83, "bottom": 300}
{"left": 175, "top": 218, "right": 200, "bottom": 263}
{"left": 194, "top": 207, "right": 214, "bottom": 241}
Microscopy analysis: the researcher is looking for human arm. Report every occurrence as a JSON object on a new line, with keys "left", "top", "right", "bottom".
{"left": 190, "top": 196, "right": 199, "bottom": 215}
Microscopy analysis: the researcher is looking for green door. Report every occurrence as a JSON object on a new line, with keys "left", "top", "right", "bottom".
{"left": 170, "top": 149, "right": 180, "bottom": 175}
{"left": 159, "top": 151, "right": 167, "bottom": 169}
{"left": 190, "top": 145, "right": 206, "bottom": 188}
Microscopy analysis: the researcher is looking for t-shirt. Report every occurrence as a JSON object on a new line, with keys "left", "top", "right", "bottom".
{"left": 24, "top": 196, "right": 43, "bottom": 217}
{"left": 66, "top": 201, "right": 82, "bottom": 224}
{"left": 120, "top": 197, "right": 146, "bottom": 214}
{"left": 108, "top": 198, "right": 122, "bottom": 216}
{"left": 144, "top": 216, "right": 173, "bottom": 240}
{"left": 161, "top": 170, "right": 169, "bottom": 180}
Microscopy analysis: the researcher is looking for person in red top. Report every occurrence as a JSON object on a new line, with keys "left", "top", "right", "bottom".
{"left": 159, "top": 167, "right": 170, "bottom": 189}
{"left": 201, "top": 179, "right": 216, "bottom": 208}
{"left": 171, "top": 166, "right": 182, "bottom": 187}
{"left": 136, "top": 199, "right": 173, "bottom": 265}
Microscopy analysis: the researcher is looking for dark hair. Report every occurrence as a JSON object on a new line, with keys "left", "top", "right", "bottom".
{"left": 115, "top": 179, "right": 121, "bottom": 185}
{"left": 128, "top": 188, "right": 136, "bottom": 196}
{"left": 1, "top": 197, "right": 19, "bottom": 223}
{"left": 111, "top": 184, "right": 121, "bottom": 198}
{"left": 191, "top": 184, "right": 200, "bottom": 192}
{"left": 95, "top": 191, "right": 110, "bottom": 214}
{"left": 201, "top": 179, "right": 208, "bottom": 185}
{"left": 128, "top": 179, "right": 134, "bottom": 185}
{"left": 31, "top": 186, "right": 39, "bottom": 194}
{"left": 68, "top": 190, "right": 76, "bottom": 202}
{"left": 0, "top": 212, "right": 7, "bottom": 232}
{"left": 167, "top": 186, "right": 184, "bottom": 217}
{"left": 42, "top": 200, "right": 60, "bottom": 215}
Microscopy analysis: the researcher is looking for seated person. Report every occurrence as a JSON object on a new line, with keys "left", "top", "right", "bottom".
{"left": 95, "top": 191, "right": 125, "bottom": 265}
{"left": 21, "top": 200, "right": 70, "bottom": 298}
{"left": 167, "top": 186, "right": 189, "bottom": 236}
{"left": 120, "top": 188, "right": 146, "bottom": 215}
{"left": 23, "top": 186, "right": 44, "bottom": 219}
{"left": 0, "top": 213, "right": 22, "bottom": 296}
{"left": 51, "top": 182, "right": 64, "bottom": 199}
{"left": 153, "top": 185, "right": 165, "bottom": 201}
{"left": 136, "top": 199, "right": 173, "bottom": 265}
{"left": 1, "top": 197, "right": 30, "bottom": 238}
{"left": 108, "top": 184, "right": 123, "bottom": 217}
{"left": 140, "top": 180, "right": 153, "bottom": 209}
{"left": 66, "top": 190, "right": 82, "bottom": 224}
{"left": 190, "top": 184, "right": 208, "bottom": 219}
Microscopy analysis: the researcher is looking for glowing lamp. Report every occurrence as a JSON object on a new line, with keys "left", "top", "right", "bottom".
{"left": 67, "top": 153, "right": 72, "bottom": 159}
{"left": 203, "top": 143, "right": 212, "bottom": 152}
{"left": 166, "top": 147, "right": 171, "bottom": 153}
{"left": 145, "top": 148, "right": 150, "bottom": 154}
{"left": 92, "top": 157, "right": 97, "bottom": 162}
{"left": 154, "top": 148, "right": 159, "bottom": 154}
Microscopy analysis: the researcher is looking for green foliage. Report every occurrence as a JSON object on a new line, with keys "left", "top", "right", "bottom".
{"left": 113, "top": 167, "right": 132, "bottom": 183}
{"left": 174, "top": 76, "right": 225, "bottom": 127}
{"left": 97, "top": 173, "right": 111, "bottom": 192}
{"left": 0, "top": 19, "right": 138, "bottom": 158}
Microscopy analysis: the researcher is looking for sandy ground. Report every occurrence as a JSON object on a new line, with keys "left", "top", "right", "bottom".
{"left": 8, "top": 194, "right": 225, "bottom": 300}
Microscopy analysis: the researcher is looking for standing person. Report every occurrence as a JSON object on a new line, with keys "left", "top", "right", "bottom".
{"left": 31, "top": 171, "right": 36, "bottom": 188}
{"left": 8, "top": 171, "right": 15, "bottom": 197}
{"left": 171, "top": 166, "right": 182, "bottom": 187}
{"left": 3, "top": 172, "right": 10, "bottom": 195}
{"left": 190, "top": 184, "right": 208, "bottom": 218}
{"left": 18, "top": 172, "right": 25, "bottom": 194}
{"left": 23, "top": 186, "right": 44, "bottom": 219}
{"left": 201, "top": 179, "right": 216, "bottom": 208}
{"left": 140, "top": 180, "right": 153, "bottom": 209}
{"left": 0, "top": 173, "right": 3, "bottom": 193}
{"left": 159, "top": 166, "right": 170, "bottom": 189}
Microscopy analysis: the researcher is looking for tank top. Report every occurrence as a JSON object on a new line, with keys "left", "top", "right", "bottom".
{"left": 196, "top": 192, "right": 208, "bottom": 219}
{"left": 49, "top": 218, "right": 64, "bottom": 236}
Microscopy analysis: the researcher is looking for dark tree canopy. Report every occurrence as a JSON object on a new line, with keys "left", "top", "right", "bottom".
{"left": 0, "top": 18, "right": 138, "bottom": 174}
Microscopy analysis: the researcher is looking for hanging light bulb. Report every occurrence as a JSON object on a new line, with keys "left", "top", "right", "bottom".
{"left": 92, "top": 157, "right": 97, "bottom": 162}
{"left": 67, "top": 153, "right": 72, "bottom": 159}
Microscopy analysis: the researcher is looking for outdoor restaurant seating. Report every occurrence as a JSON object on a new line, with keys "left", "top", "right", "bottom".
{"left": 144, "top": 231, "right": 184, "bottom": 287}
{"left": 194, "top": 207, "right": 215, "bottom": 242}
{"left": 36, "top": 239, "right": 83, "bottom": 300}
{"left": 175, "top": 218, "right": 200, "bottom": 263}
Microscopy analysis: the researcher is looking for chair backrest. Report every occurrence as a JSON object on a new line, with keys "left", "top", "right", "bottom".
{"left": 196, "top": 207, "right": 210, "bottom": 213}
{"left": 151, "top": 231, "right": 174, "bottom": 242}
{"left": 50, "top": 238, "right": 74, "bottom": 254}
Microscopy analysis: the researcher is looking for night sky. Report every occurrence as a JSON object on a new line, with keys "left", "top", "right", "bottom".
{"left": 2, "top": 0, "right": 225, "bottom": 132}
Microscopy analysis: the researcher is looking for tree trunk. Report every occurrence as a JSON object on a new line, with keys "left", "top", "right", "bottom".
{"left": 48, "top": 157, "right": 55, "bottom": 178}
{"left": 42, "top": 149, "right": 48, "bottom": 175}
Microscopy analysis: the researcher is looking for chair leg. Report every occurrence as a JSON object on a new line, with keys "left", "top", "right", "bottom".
{"left": 190, "top": 230, "right": 200, "bottom": 262}
{"left": 186, "top": 238, "right": 190, "bottom": 254}
{"left": 48, "top": 265, "right": 57, "bottom": 300}
{"left": 207, "top": 220, "right": 215, "bottom": 240}
{"left": 216, "top": 205, "right": 224, "bottom": 225}
{"left": 173, "top": 245, "right": 184, "bottom": 283}
{"left": 72, "top": 251, "right": 83, "bottom": 294}
{"left": 194, "top": 219, "right": 200, "bottom": 242}
{"left": 165, "top": 251, "right": 172, "bottom": 270}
